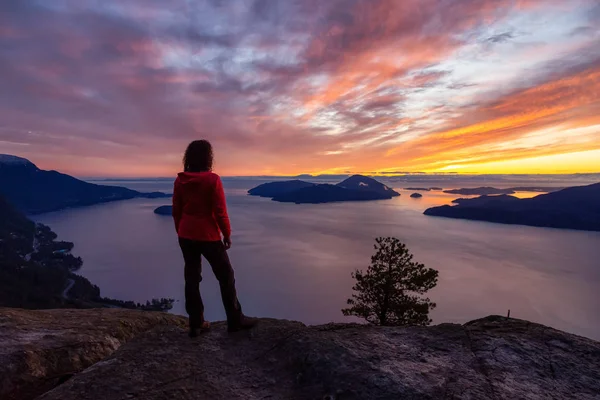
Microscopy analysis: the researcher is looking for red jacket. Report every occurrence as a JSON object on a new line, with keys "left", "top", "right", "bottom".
{"left": 172, "top": 172, "right": 231, "bottom": 242}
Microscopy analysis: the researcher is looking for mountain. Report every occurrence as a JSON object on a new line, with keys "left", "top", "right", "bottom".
{"left": 0, "top": 155, "right": 169, "bottom": 214}
{"left": 0, "top": 194, "right": 95, "bottom": 309}
{"left": 248, "top": 180, "right": 315, "bottom": 197}
{"left": 406, "top": 187, "right": 444, "bottom": 191}
{"left": 248, "top": 175, "right": 400, "bottom": 204}
{"left": 450, "top": 194, "right": 521, "bottom": 206}
{"left": 3, "top": 310, "right": 599, "bottom": 400}
{"left": 410, "top": 193, "right": 423, "bottom": 198}
{"left": 444, "top": 187, "right": 516, "bottom": 195}
{"left": 425, "top": 182, "right": 600, "bottom": 231}
{"left": 443, "top": 186, "right": 563, "bottom": 196}
{"left": 0, "top": 195, "right": 35, "bottom": 242}
{"left": 337, "top": 175, "right": 400, "bottom": 197}
{"left": 0, "top": 194, "right": 173, "bottom": 310}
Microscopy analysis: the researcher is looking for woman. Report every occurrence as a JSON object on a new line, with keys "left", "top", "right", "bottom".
{"left": 173, "top": 140, "right": 255, "bottom": 337}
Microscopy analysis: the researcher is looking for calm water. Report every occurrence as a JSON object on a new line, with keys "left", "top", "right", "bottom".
{"left": 36, "top": 178, "right": 600, "bottom": 340}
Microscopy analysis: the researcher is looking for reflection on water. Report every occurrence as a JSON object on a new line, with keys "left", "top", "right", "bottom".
{"left": 36, "top": 179, "right": 600, "bottom": 340}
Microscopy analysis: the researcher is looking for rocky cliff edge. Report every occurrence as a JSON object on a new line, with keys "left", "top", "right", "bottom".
{"left": 1, "top": 308, "right": 599, "bottom": 400}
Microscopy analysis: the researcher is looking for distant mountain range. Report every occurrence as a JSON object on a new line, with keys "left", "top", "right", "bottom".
{"left": 444, "top": 187, "right": 516, "bottom": 195}
{"left": 443, "top": 186, "right": 564, "bottom": 196}
{"left": 425, "top": 183, "right": 600, "bottom": 231}
{"left": 405, "top": 187, "right": 443, "bottom": 191}
{"left": 248, "top": 175, "right": 400, "bottom": 204}
{"left": 0, "top": 155, "right": 169, "bottom": 214}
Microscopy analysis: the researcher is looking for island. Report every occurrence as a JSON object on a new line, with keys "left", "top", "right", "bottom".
{"left": 248, "top": 180, "right": 315, "bottom": 197}
{"left": 273, "top": 184, "right": 393, "bottom": 203}
{"left": 443, "top": 187, "right": 516, "bottom": 195}
{"left": 249, "top": 175, "right": 400, "bottom": 204}
{"left": 0, "top": 154, "right": 170, "bottom": 214}
{"left": 424, "top": 182, "right": 600, "bottom": 231}
{"left": 154, "top": 205, "right": 173, "bottom": 215}
{"left": 410, "top": 193, "right": 423, "bottom": 198}
{"left": 443, "top": 186, "right": 563, "bottom": 196}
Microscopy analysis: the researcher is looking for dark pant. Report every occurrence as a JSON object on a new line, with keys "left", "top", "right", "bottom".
{"left": 178, "top": 238, "right": 243, "bottom": 329}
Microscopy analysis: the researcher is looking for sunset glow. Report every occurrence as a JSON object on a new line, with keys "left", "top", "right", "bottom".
{"left": 0, "top": 0, "right": 599, "bottom": 176}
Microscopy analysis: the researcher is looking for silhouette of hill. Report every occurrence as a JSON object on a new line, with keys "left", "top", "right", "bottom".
{"left": 444, "top": 187, "right": 515, "bottom": 195}
{"left": 337, "top": 175, "right": 400, "bottom": 197}
{"left": 425, "top": 183, "right": 600, "bottom": 231}
{"left": 0, "top": 194, "right": 173, "bottom": 310}
{"left": 0, "top": 155, "right": 169, "bottom": 214}
{"left": 444, "top": 186, "right": 563, "bottom": 196}
{"left": 405, "top": 187, "right": 444, "bottom": 191}
{"left": 248, "top": 180, "right": 315, "bottom": 197}
{"left": 154, "top": 205, "right": 172, "bottom": 215}
{"left": 450, "top": 194, "right": 521, "bottom": 206}
{"left": 273, "top": 184, "right": 394, "bottom": 204}
{"left": 0, "top": 195, "right": 35, "bottom": 241}
{"left": 410, "top": 193, "right": 423, "bottom": 198}
{"left": 248, "top": 175, "right": 400, "bottom": 204}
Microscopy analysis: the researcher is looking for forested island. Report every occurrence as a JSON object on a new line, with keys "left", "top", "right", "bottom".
{"left": 249, "top": 175, "right": 400, "bottom": 204}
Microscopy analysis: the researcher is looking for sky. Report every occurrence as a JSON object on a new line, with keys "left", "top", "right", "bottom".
{"left": 0, "top": 0, "right": 599, "bottom": 177}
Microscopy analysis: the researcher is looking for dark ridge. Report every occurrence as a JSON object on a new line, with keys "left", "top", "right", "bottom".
{"left": 425, "top": 183, "right": 600, "bottom": 231}
{"left": 0, "top": 154, "right": 169, "bottom": 214}
{"left": 154, "top": 205, "right": 172, "bottom": 215}
{"left": 248, "top": 180, "right": 315, "bottom": 197}
{"left": 272, "top": 184, "right": 395, "bottom": 204}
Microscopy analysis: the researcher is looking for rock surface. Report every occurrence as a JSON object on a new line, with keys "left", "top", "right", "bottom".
{"left": 0, "top": 308, "right": 186, "bottom": 400}
{"left": 2, "top": 310, "right": 594, "bottom": 400}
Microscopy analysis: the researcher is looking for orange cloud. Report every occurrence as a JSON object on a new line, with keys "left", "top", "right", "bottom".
{"left": 383, "top": 62, "right": 600, "bottom": 173}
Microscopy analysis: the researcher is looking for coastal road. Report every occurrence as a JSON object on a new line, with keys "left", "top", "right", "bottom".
{"left": 24, "top": 234, "right": 40, "bottom": 262}
{"left": 62, "top": 279, "right": 75, "bottom": 300}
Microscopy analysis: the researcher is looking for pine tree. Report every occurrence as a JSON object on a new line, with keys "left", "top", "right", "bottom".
{"left": 342, "top": 237, "right": 439, "bottom": 326}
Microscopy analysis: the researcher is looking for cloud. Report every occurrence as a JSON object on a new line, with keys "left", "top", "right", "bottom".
{"left": 0, "top": 0, "right": 598, "bottom": 176}
{"left": 485, "top": 32, "right": 515, "bottom": 43}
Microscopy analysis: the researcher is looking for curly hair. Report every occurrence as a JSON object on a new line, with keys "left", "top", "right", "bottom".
{"left": 183, "top": 140, "right": 213, "bottom": 172}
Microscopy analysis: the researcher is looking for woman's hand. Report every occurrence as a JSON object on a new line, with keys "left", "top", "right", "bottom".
{"left": 223, "top": 237, "right": 232, "bottom": 250}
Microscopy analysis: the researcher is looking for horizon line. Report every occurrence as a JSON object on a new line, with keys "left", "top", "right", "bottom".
{"left": 81, "top": 172, "right": 600, "bottom": 180}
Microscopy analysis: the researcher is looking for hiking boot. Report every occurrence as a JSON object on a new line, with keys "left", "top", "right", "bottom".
{"left": 189, "top": 321, "right": 211, "bottom": 338}
{"left": 228, "top": 317, "right": 257, "bottom": 333}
